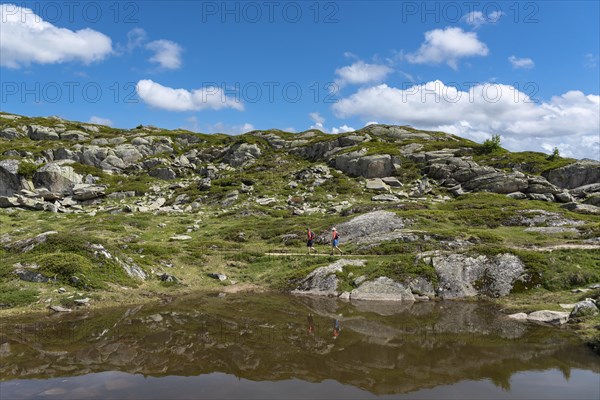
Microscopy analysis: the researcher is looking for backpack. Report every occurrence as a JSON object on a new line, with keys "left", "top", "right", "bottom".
{"left": 334, "top": 232, "right": 340, "bottom": 240}
{"left": 309, "top": 231, "right": 316, "bottom": 240}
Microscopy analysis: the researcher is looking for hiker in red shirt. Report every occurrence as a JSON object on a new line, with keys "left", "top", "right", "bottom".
{"left": 331, "top": 227, "right": 343, "bottom": 256}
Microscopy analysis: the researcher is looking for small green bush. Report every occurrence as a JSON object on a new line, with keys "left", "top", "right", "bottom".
{"left": 547, "top": 147, "right": 560, "bottom": 161}
{"left": 36, "top": 253, "right": 94, "bottom": 280}
{"left": 17, "top": 161, "right": 39, "bottom": 178}
{"left": 479, "top": 134, "right": 503, "bottom": 154}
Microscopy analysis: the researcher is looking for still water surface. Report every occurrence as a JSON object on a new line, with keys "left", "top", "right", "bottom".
{"left": 1, "top": 293, "right": 598, "bottom": 399}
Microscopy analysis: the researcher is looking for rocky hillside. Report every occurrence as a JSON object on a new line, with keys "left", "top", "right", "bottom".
{"left": 0, "top": 111, "right": 599, "bottom": 329}
{"left": 1, "top": 112, "right": 599, "bottom": 214}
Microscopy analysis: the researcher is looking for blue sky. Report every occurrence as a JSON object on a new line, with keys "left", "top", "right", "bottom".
{"left": 1, "top": 1, "right": 599, "bottom": 159}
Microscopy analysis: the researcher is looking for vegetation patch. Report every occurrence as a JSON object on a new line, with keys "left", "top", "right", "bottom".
{"left": 17, "top": 161, "right": 39, "bottom": 178}
{"left": 0, "top": 284, "right": 39, "bottom": 308}
{"left": 474, "top": 150, "right": 575, "bottom": 174}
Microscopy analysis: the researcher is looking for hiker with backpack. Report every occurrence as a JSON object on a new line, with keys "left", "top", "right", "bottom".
{"left": 331, "top": 227, "right": 343, "bottom": 256}
{"left": 306, "top": 227, "right": 318, "bottom": 254}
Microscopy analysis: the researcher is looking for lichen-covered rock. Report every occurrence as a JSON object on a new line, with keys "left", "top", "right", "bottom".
{"left": 365, "top": 178, "right": 389, "bottom": 191}
{"left": 0, "top": 127, "right": 25, "bottom": 139}
{"left": 72, "top": 184, "right": 106, "bottom": 201}
{"left": 507, "top": 312, "right": 528, "bottom": 321}
{"left": 372, "top": 194, "right": 400, "bottom": 202}
{"left": 60, "top": 130, "right": 88, "bottom": 141}
{"left": 292, "top": 259, "right": 366, "bottom": 296}
{"left": 222, "top": 143, "right": 262, "bottom": 167}
{"left": 13, "top": 263, "right": 53, "bottom": 283}
{"left": 408, "top": 277, "right": 435, "bottom": 297}
{"left": 350, "top": 277, "right": 415, "bottom": 301}
{"left": 433, "top": 253, "right": 526, "bottom": 299}
{"left": 527, "top": 310, "right": 570, "bottom": 326}
{"left": 330, "top": 211, "right": 409, "bottom": 244}
{"left": 0, "top": 159, "right": 30, "bottom": 196}
{"left": 560, "top": 202, "right": 600, "bottom": 214}
{"left": 149, "top": 168, "right": 177, "bottom": 180}
{"left": 32, "top": 162, "right": 82, "bottom": 195}
{"left": 462, "top": 171, "right": 529, "bottom": 194}
{"left": 334, "top": 151, "right": 396, "bottom": 178}
{"left": 542, "top": 160, "right": 600, "bottom": 189}
{"left": 570, "top": 300, "right": 599, "bottom": 318}
{"left": 6, "top": 231, "right": 58, "bottom": 253}
{"left": 27, "top": 125, "right": 59, "bottom": 140}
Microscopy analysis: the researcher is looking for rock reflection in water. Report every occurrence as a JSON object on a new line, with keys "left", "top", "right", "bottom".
{"left": 0, "top": 294, "right": 598, "bottom": 399}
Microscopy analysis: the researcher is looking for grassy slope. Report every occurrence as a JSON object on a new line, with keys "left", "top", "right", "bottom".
{"left": 2, "top": 192, "right": 598, "bottom": 308}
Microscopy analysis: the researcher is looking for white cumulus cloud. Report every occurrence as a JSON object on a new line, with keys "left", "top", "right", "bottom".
{"left": 463, "top": 10, "right": 503, "bottom": 28}
{"left": 509, "top": 55, "right": 535, "bottom": 69}
{"left": 309, "top": 112, "right": 326, "bottom": 131}
{"left": 0, "top": 3, "right": 113, "bottom": 68}
{"left": 146, "top": 39, "right": 183, "bottom": 70}
{"left": 332, "top": 81, "right": 600, "bottom": 160}
{"left": 406, "top": 27, "right": 489, "bottom": 70}
{"left": 335, "top": 61, "right": 392, "bottom": 86}
{"left": 88, "top": 116, "right": 113, "bottom": 127}
{"left": 136, "top": 79, "right": 243, "bottom": 112}
{"left": 331, "top": 125, "right": 355, "bottom": 134}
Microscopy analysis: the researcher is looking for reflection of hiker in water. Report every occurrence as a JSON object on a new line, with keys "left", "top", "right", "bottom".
{"left": 333, "top": 319, "right": 341, "bottom": 339}
{"left": 307, "top": 313, "right": 315, "bottom": 335}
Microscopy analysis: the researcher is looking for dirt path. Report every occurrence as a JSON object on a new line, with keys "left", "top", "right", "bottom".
{"left": 264, "top": 252, "right": 375, "bottom": 257}
{"left": 506, "top": 244, "right": 600, "bottom": 252}
{"left": 265, "top": 243, "right": 600, "bottom": 257}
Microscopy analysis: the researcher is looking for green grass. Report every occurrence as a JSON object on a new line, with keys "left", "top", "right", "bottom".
{"left": 474, "top": 151, "right": 576, "bottom": 175}
{"left": 0, "top": 284, "right": 39, "bottom": 308}
{"left": 0, "top": 228, "right": 139, "bottom": 292}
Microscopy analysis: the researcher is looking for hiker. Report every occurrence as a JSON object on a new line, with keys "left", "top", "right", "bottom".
{"left": 306, "top": 227, "right": 318, "bottom": 254}
{"left": 330, "top": 227, "right": 342, "bottom": 256}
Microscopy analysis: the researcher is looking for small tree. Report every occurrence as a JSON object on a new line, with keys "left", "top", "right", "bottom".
{"left": 481, "top": 134, "right": 502, "bottom": 154}
{"left": 547, "top": 147, "right": 560, "bottom": 160}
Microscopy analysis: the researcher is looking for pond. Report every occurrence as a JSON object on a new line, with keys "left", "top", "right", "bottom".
{"left": 1, "top": 293, "right": 598, "bottom": 399}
